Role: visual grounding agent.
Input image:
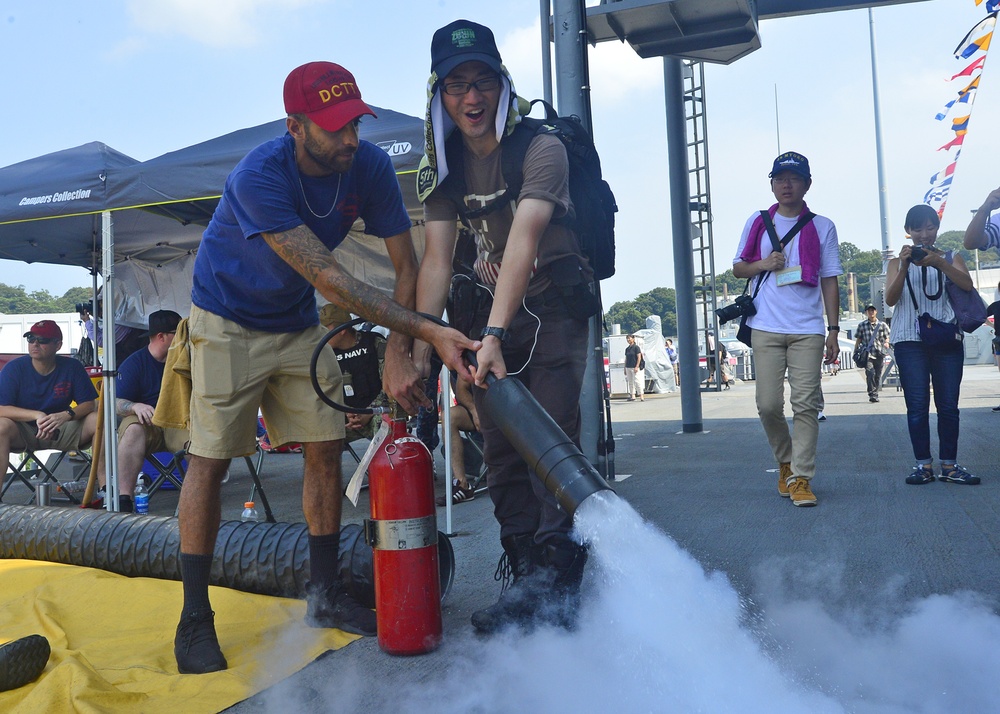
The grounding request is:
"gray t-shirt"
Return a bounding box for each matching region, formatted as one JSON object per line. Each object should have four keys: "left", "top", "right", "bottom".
{"left": 424, "top": 133, "right": 591, "bottom": 296}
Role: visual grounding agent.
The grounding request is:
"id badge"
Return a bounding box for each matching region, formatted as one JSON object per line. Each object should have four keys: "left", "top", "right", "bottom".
{"left": 775, "top": 265, "right": 803, "bottom": 286}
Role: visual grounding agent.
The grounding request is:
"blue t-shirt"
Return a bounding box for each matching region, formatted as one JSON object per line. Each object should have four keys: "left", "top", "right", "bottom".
{"left": 192, "top": 133, "right": 412, "bottom": 332}
{"left": 117, "top": 347, "right": 164, "bottom": 408}
{"left": 0, "top": 356, "right": 98, "bottom": 414}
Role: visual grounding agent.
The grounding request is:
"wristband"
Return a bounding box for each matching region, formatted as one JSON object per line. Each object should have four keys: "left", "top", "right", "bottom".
{"left": 827, "top": 326, "right": 840, "bottom": 332}
{"left": 65, "top": 407, "right": 76, "bottom": 420}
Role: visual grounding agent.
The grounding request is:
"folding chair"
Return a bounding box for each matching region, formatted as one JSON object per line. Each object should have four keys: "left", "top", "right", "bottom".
{"left": 144, "top": 444, "right": 274, "bottom": 522}
{"left": 2, "top": 449, "right": 90, "bottom": 505}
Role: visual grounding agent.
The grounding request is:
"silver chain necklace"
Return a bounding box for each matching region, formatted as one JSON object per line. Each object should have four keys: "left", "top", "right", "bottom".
{"left": 298, "top": 172, "right": 342, "bottom": 219}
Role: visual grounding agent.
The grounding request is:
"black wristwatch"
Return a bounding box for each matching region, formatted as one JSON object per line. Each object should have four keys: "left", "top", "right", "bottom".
{"left": 65, "top": 407, "right": 76, "bottom": 420}
{"left": 480, "top": 326, "right": 508, "bottom": 343}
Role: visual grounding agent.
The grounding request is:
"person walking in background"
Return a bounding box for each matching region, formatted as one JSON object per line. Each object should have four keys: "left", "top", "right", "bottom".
{"left": 854, "top": 305, "right": 890, "bottom": 403}
{"left": 665, "top": 338, "right": 679, "bottom": 386}
{"left": 886, "top": 204, "right": 978, "bottom": 486}
{"left": 731, "top": 151, "right": 842, "bottom": 507}
{"left": 624, "top": 334, "right": 645, "bottom": 401}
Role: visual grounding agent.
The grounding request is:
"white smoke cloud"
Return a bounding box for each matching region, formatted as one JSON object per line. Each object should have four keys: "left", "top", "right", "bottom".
{"left": 278, "top": 492, "right": 1000, "bottom": 713}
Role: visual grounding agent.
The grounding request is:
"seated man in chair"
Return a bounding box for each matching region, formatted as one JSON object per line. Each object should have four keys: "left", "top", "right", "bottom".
{"left": 0, "top": 321, "right": 99, "bottom": 489}
{"left": 93, "top": 310, "right": 187, "bottom": 512}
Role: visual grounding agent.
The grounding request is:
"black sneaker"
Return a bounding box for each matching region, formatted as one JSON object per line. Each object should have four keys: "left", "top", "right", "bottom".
{"left": 0, "top": 634, "right": 50, "bottom": 691}
{"left": 174, "top": 609, "right": 228, "bottom": 674}
{"left": 305, "top": 583, "right": 377, "bottom": 636}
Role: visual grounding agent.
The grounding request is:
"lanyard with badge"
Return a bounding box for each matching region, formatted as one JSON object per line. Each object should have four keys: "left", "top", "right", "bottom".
{"left": 760, "top": 210, "right": 816, "bottom": 286}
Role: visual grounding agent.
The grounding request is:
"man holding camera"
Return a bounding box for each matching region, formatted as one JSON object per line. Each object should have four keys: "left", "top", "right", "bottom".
{"left": 731, "top": 152, "right": 842, "bottom": 507}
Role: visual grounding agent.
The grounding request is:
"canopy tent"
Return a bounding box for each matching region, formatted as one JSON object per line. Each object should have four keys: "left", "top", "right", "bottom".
{"left": 0, "top": 106, "right": 427, "bottom": 510}
{"left": 0, "top": 106, "right": 427, "bottom": 326}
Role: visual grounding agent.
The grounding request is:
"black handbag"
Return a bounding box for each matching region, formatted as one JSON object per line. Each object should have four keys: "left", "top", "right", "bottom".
{"left": 852, "top": 344, "right": 868, "bottom": 369}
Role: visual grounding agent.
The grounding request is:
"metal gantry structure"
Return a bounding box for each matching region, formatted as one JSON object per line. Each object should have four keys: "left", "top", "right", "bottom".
{"left": 681, "top": 61, "right": 722, "bottom": 391}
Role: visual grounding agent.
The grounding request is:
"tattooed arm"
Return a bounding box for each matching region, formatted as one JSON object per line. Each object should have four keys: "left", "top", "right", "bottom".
{"left": 261, "top": 225, "right": 478, "bottom": 412}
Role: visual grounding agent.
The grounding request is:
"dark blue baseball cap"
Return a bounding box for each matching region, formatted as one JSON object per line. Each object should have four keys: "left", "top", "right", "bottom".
{"left": 431, "top": 20, "right": 502, "bottom": 81}
{"left": 769, "top": 151, "right": 811, "bottom": 179}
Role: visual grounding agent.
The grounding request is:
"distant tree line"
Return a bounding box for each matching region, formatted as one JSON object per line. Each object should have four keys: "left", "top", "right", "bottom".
{"left": 0, "top": 283, "right": 92, "bottom": 314}
{"left": 605, "top": 287, "right": 676, "bottom": 336}
{"left": 602, "top": 233, "right": 997, "bottom": 336}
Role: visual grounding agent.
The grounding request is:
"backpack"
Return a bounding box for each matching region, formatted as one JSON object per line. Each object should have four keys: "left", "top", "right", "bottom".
{"left": 439, "top": 99, "right": 618, "bottom": 280}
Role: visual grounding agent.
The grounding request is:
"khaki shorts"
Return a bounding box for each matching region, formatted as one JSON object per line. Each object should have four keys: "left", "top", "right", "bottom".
{"left": 117, "top": 414, "right": 189, "bottom": 454}
{"left": 187, "top": 305, "right": 345, "bottom": 459}
{"left": 14, "top": 420, "right": 87, "bottom": 453}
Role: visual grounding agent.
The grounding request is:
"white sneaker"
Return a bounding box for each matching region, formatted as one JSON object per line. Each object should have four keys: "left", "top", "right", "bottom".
{"left": 817, "top": 411, "right": 827, "bottom": 422}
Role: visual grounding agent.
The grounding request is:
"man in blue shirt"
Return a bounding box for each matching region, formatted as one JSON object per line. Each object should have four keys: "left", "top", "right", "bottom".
{"left": 174, "top": 61, "right": 478, "bottom": 675}
{"left": 0, "top": 320, "right": 99, "bottom": 480}
{"left": 92, "top": 310, "right": 185, "bottom": 513}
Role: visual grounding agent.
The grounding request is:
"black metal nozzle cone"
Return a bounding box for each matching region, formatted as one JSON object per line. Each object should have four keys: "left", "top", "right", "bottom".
{"left": 480, "top": 375, "right": 612, "bottom": 516}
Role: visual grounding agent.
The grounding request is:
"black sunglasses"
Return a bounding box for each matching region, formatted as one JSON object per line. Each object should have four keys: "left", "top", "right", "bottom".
{"left": 26, "top": 336, "right": 56, "bottom": 345}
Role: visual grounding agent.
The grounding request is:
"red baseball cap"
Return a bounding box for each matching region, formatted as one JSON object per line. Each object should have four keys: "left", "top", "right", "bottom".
{"left": 283, "top": 62, "right": 376, "bottom": 133}
{"left": 23, "top": 320, "right": 62, "bottom": 340}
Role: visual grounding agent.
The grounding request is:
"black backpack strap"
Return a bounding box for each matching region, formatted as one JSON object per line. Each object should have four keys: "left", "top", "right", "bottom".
{"left": 759, "top": 210, "right": 816, "bottom": 253}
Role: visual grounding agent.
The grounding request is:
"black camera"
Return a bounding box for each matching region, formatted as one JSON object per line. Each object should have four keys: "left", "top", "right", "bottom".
{"left": 909, "top": 246, "right": 928, "bottom": 262}
{"left": 715, "top": 294, "right": 757, "bottom": 325}
{"left": 75, "top": 300, "right": 93, "bottom": 314}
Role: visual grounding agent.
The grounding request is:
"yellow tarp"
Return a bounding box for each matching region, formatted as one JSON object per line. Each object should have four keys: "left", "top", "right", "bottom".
{"left": 0, "top": 559, "right": 359, "bottom": 713}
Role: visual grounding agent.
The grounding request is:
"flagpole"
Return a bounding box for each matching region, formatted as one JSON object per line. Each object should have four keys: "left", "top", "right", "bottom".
{"left": 773, "top": 84, "right": 781, "bottom": 153}
{"left": 869, "top": 8, "right": 892, "bottom": 270}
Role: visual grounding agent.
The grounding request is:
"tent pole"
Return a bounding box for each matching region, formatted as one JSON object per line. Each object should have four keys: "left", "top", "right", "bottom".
{"left": 101, "top": 210, "right": 119, "bottom": 511}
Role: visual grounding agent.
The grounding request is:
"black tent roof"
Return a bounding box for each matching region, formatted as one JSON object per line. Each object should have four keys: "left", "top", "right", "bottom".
{"left": 0, "top": 106, "right": 425, "bottom": 270}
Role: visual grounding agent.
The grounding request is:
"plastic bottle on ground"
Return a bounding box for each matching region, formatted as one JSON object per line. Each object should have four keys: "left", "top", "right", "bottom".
{"left": 134, "top": 474, "right": 149, "bottom": 515}
{"left": 240, "top": 501, "right": 260, "bottom": 523}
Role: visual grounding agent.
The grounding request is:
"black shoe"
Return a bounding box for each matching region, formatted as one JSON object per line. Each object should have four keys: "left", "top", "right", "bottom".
{"left": 0, "top": 634, "right": 50, "bottom": 691}
{"left": 537, "top": 541, "right": 589, "bottom": 631}
{"left": 869, "top": 396, "right": 879, "bottom": 403}
{"left": 174, "top": 609, "right": 227, "bottom": 674}
{"left": 471, "top": 534, "right": 545, "bottom": 635}
{"left": 306, "top": 582, "right": 377, "bottom": 636}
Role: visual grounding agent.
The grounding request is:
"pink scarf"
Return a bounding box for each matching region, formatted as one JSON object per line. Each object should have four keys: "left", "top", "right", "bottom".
{"left": 739, "top": 203, "right": 820, "bottom": 287}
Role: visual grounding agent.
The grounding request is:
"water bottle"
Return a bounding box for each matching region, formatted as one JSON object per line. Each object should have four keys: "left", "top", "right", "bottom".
{"left": 134, "top": 474, "right": 149, "bottom": 515}
{"left": 240, "top": 501, "right": 260, "bottom": 523}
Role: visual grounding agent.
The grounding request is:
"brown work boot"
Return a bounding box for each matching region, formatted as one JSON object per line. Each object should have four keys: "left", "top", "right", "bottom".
{"left": 778, "top": 463, "right": 792, "bottom": 498}
{"left": 788, "top": 477, "right": 817, "bottom": 507}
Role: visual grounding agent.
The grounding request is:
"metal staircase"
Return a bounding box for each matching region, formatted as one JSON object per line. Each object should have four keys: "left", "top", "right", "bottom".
{"left": 682, "top": 61, "right": 722, "bottom": 391}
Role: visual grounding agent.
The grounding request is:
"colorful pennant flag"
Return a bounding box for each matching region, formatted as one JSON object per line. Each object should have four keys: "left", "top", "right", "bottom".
{"left": 937, "top": 134, "right": 966, "bottom": 152}
{"left": 929, "top": 158, "right": 959, "bottom": 185}
{"left": 935, "top": 76, "right": 981, "bottom": 119}
{"left": 926, "top": 6, "right": 995, "bottom": 221}
{"left": 949, "top": 55, "right": 986, "bottom": 79}
{"left": 954, "top": 13, "right": 997, "bottom": 58}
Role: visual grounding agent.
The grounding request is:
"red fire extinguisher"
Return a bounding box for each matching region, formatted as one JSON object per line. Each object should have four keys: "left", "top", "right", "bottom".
{"left": 365, "top": 414, "right": 442, "bottom": 655}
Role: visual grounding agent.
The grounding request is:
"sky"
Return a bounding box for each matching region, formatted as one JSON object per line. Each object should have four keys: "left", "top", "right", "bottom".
{"left": 0, "top": 0, "right": 996, "bottom": 308}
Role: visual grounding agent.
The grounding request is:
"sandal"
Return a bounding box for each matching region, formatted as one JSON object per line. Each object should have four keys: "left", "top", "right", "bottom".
{"left": 905, "top": 464, "right": 934, "bottom": 485}
{"left": 939, "top": 464, "right": 980, "bottom": 485}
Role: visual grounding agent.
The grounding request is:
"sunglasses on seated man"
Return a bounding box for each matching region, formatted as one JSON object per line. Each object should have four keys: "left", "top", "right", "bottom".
{"left": 26, "top": 336, "right": 57, "bottom": 345}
